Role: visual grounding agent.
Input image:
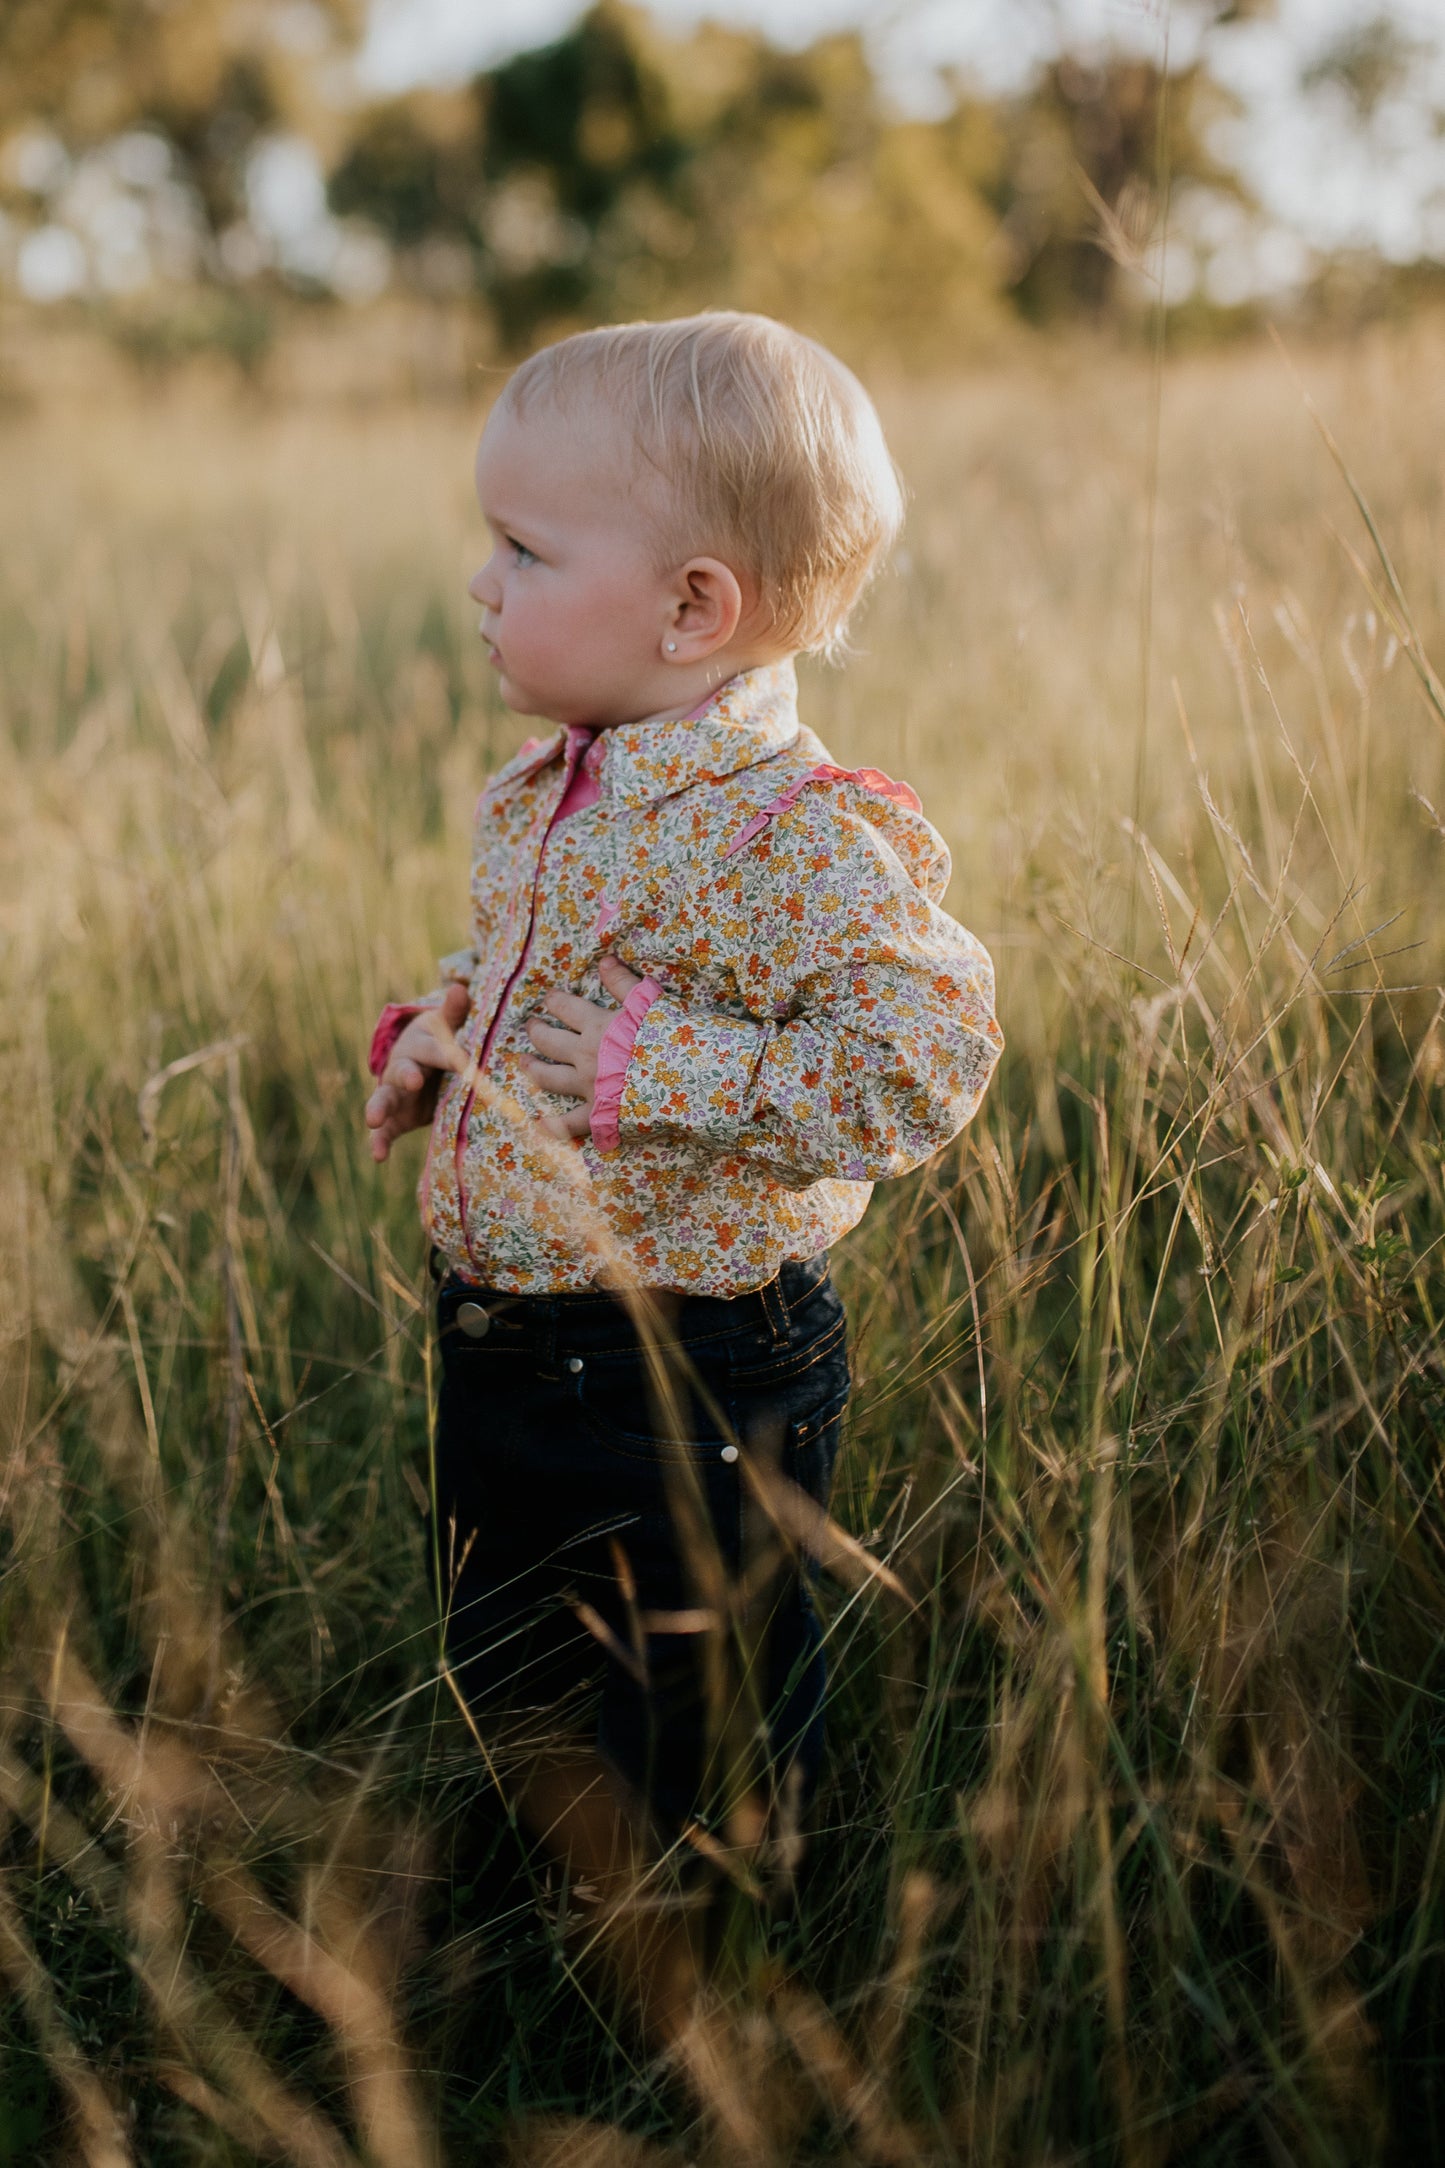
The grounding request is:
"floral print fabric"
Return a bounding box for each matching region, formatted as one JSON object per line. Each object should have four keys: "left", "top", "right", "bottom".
{"left": 387, "top": 659, "right": 1002, "bottom": 1294}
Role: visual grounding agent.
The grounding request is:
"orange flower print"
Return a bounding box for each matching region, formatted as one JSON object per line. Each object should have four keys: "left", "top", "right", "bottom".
{"left": 377, "top": 660, "right": 1001, "bottom": 1296}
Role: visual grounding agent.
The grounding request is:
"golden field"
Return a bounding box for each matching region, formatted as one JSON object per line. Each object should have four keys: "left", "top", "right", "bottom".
{"left": 2, "top": 312, "right": 1444, "bottom": 2165}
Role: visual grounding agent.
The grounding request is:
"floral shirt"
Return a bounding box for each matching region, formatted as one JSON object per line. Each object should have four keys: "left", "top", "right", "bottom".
{"left": 373, "top": 660, "right": 1002, "bottom": 1294}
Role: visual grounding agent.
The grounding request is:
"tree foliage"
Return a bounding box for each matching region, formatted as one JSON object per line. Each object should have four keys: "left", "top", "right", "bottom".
{"left": 331, "top": 4, "right": 1007, "bottom": 355}
{"left": 329, "top": 3, "right": 1252, "bottom": 353}
{"left": 0, "top": 0, "right": 358, "bottom": 233}
{"left": 982, "top": 53, "right": 1248, "bottom": 319}
{"left": 2, "top": 0, "right": 1270, "bottom": 356}
{"left": 1300, "top": 14, "right": 1426, "bottom": 121}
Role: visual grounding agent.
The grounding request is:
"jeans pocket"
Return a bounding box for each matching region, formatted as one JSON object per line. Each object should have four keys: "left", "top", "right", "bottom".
{"left": 575, "top": 1345, "right": 735, "bottom": 1463}
{"left": 729, "top": 1303, "right": 849, "bottom": 1394}
{"left": 782, "top": 1385, "right": 849, "bottom": 1509}
{"left": 736, "top": 1377, "right": 849, "bottom": 1599}
{"left": 732, "top": 1303, "right": 851, "bottom": 1461}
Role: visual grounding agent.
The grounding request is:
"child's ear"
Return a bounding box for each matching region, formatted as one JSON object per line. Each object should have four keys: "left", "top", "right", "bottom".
{"left": 664, "top": 557, "right": 745, "bottom": 660}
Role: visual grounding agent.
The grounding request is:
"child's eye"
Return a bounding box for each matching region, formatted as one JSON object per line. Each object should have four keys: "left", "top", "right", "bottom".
{"left": 507, "top": 536, "right": 538, "bottom": 567}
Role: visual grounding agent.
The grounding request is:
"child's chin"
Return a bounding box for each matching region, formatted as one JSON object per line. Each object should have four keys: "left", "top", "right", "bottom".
{"left": 505, "top": 684, "right": 568, "bottom": 723}
{"left": 497, "top": 675, "right": 538, "bottom": 716}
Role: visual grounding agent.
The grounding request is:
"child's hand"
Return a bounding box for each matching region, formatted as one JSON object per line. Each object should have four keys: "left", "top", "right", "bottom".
{"left": 522, "top": 956, "right": 642, "bottom": 1141}
{"left": 365, "top": 982, "right": 470, "bottom": 1162}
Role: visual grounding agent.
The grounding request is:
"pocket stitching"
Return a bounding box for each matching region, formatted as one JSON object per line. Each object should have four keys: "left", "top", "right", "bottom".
{"left": 577, "top": 1399, "right": 740, "bottom": 1466}
{"left": 729, "top": 1311, "right": 848, "bottom": 1389}
{"left": 787, "top": 1384, "right": 850, "bottom": 1451}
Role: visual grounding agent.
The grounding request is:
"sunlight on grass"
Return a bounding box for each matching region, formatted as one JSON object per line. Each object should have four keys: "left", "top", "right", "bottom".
{"left": 2, "top": 320, "right": 1443, "bottom": 2164}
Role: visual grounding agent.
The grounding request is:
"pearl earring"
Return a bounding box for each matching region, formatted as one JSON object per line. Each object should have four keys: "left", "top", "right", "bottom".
{"left": 665, "top": 640, "right": 678, "bottom": 654}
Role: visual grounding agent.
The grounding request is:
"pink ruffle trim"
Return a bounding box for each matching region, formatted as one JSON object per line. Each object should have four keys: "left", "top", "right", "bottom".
{"left": 722, "top": 762, "right": 923, "bottom": 859}
{"left": 590, "top": 977, "right": 661, "bottom": 1154}
{"left": 368, "top": 1001, "right": 429, "bottom": 1079}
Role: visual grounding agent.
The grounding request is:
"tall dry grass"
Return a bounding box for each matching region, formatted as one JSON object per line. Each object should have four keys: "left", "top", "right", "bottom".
{"left": 2, "top": 315, "right": 1444, "bottom": 2164}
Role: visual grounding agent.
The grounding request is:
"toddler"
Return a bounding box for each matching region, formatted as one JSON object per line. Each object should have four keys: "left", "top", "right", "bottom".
{"left": 365, "top": 312, "right": 1001, "bottom": 1877}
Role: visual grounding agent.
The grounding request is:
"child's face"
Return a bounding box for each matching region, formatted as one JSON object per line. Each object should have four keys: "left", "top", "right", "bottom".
{"left": 468, "top": 397, "right": 677, "bottom": 728}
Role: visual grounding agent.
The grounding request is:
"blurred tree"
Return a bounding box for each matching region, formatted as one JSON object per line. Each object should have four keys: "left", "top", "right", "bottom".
{"left": 636, "top": 25, "right": 1004, "bottom": 351}
{"left": 0, "top": 0, "right": 360, "bottom": 233}
{"left": 984, "top": 53, "right": 1250, "bottom": 318}
{"left": 1299, "top": 16, "right": 1427, "bottom": 121}
{"left": 332, "top": 4, "right": 689, "bottom": 338}
{"left": 480, "top": 0, "right": 687, "bottom": 340}
{"left": 0, "top": 0, "right": 1297, "bottom": 355}
{"left": 328, "top": 90, "right": 488, "bottom": 259}
{"left": 331, "top": 2, "right": 1006, "bottom": 356}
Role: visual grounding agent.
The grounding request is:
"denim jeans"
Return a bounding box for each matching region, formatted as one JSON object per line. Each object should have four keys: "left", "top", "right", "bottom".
{"left": 432, "top": 1255, "right": 850, "bottom": 1837}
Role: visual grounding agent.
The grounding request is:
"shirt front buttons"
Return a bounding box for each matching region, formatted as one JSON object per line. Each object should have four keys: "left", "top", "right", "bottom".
{"left": 567, "top": 1356, "right": 584, "bottom": 1374}
{"left": 720, "top": 1444, "right": 739, "bottom": 1464}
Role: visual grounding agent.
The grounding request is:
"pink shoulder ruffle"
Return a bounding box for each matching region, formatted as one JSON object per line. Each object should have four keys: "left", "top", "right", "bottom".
{"left": 721, "top": 762, "right": 922, "bottom": 858}
{"left": 590, "top": 977, "right": 662, "bottom": 1154}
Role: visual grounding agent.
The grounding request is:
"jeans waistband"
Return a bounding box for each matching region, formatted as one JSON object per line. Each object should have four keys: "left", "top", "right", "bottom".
{"left": 434, "top": 1253, "right": 832, "bottom": 1359}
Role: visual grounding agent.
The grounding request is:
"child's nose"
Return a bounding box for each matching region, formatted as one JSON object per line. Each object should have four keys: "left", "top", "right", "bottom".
{"left": 469, "top": 559, "right": 500, "bottom": 609}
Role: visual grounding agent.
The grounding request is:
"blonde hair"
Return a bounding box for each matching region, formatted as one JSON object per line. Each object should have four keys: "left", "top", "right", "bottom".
{"left": 502, "top": 312, "right": 904, "bottom": 657}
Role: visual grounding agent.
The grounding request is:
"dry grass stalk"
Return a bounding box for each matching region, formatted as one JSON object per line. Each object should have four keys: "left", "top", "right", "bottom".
{"left": 2, "top": 320, "right": 1442, "bottom": 2161}
{"left": 0, "top": 1140, "right": 442, "bottom": 2156}
{"left": 0, "top": 1871, "right": 134, "bottom": 2168}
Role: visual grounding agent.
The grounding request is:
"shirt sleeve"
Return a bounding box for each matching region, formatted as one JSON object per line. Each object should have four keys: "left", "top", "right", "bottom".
{"left": 367, "top": 947, "right": 476, "bottom": 1080}
{"left": 609, "top": 799, "right": 1002, "bottom": 1185}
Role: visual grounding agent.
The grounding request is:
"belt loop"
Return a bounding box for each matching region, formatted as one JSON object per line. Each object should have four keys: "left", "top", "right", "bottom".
{"left": 759, "top": 1274, "right": 792, "bottom": 1350}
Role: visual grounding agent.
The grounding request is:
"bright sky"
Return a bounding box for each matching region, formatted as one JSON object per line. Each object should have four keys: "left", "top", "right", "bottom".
{"left": 359, "top": 0, "right": 1445, "bottom": 265}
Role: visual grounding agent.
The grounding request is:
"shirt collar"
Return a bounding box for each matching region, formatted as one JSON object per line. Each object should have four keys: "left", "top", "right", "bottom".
{"left": 490, "top": 660, "right": 800, "bottom": 810}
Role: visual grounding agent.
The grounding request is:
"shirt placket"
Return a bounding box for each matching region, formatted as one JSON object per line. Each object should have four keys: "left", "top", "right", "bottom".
{"left": 452, "top": 725, "right": 595, "bottom": 1277}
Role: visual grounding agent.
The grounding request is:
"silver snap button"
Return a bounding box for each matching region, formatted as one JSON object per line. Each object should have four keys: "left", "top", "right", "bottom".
{"left": 567, "top": 1356, "right": 584, "bottom": 1374}
{"left": 720, "top": 1444, "right": 739, "bottom": 1464}
{"left": 457, "top": 1301, "right": 491, "bottom": 1340}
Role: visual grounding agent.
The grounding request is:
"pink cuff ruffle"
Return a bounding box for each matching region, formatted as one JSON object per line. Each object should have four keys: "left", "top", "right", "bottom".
{"left": 590, "top": 978, "right": 662, "bottom": 1154}
{"left": 368, "top": 1001, "right": 431, "bottom": 1079}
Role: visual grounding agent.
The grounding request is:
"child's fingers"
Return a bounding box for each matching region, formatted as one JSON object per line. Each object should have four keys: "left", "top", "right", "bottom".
{"left": 439, "top": 981, "right": 471, "bottom": 1028}
{"left": 420, "top": 1024, "right": 468, "bottom": 1075}
{"left": 597, "top": 955, "right": 643, "bottom": 997}
{"left": 443, "top": 1037, "right": 471, "bottom": 1075}
{"left": 522, "top": 1052, "right": 583, "bottom": 1095}
{"left": 369, "top": 1118, "right": 396, "bottom": 1161}
{"left": 383, "top": 1058, "right": 426, "bottom": 1093}
{"left": 527, "top": 1015, "right": 589, "bottom": 1062}
{"left": 386, "top": 1037, "right": 461, "bottom": 1084}
{"left": 537, "top": 989, "right": 607, "bottom": 1034}
{"left": 365, "top": 1081, "right": 409, "bottom": 1155}
{"left": 534, "top": 1107, "right": 592, "bottom": 1141}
